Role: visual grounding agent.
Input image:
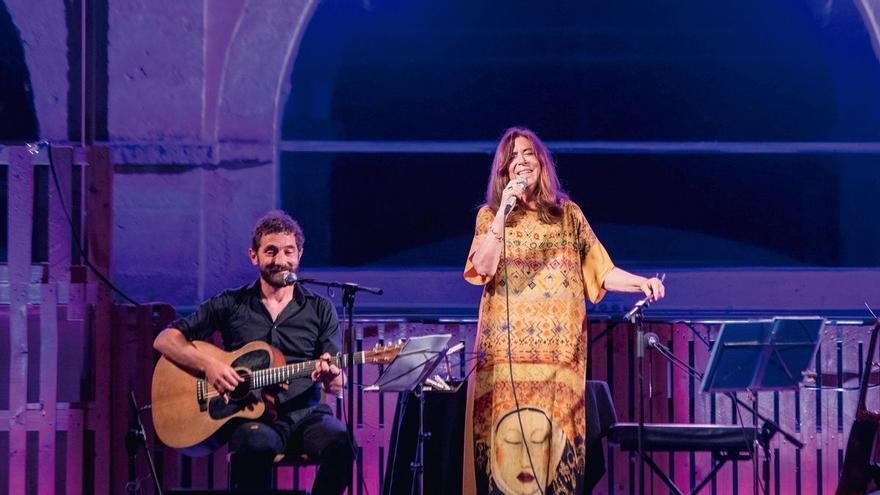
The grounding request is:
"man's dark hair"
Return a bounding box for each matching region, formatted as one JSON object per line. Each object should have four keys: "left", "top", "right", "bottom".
{"left": 251, "top": 210, "right": 305, "bottom": 251}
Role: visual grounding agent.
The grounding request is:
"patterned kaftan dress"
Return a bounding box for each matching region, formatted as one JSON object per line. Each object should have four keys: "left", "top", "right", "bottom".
{"left": 462, "top": 201, "right": 614, "bottom": 495}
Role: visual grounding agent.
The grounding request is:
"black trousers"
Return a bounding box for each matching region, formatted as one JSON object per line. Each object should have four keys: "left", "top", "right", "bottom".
{"left": 228, "top": 407, "right": 355, "bottom": 494}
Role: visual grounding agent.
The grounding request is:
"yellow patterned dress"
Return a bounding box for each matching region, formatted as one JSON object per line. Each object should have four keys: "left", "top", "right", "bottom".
{"left": 462, "top": 201, "right": 613, "bottom": 495}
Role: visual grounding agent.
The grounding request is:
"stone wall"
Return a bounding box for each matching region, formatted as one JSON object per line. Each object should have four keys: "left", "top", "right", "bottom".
{"left": 5, "top": 0, "right": 317, "bottom": 306}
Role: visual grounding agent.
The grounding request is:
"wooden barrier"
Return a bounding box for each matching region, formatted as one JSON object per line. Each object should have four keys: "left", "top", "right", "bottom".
{"left": 134, "top": 319, "right": 875, "bottom": 495}
{"left": 0, "top": 145, "right": 180, "bottom": 495}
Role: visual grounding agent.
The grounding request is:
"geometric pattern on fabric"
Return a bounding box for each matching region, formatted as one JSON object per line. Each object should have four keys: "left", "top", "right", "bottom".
{"left": 463, "top": 202, "right": 614, "bottom": 495}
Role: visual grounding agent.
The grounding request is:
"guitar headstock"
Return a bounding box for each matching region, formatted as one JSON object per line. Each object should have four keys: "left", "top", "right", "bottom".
{"left": 364, "top": 341, "right": 404, "bottom": 364}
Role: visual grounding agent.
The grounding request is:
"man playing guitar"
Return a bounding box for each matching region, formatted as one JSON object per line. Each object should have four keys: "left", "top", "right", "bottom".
{"left": 153, "top": 210, "right": 353, "bottom": 494}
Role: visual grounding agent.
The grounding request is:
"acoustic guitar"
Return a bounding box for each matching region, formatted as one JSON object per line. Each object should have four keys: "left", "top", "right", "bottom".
{"left": 836, "top": 320, "right": 880, "bottom": 494}
{"left": 151, "top": 340, "right": 402, "bottom": 455}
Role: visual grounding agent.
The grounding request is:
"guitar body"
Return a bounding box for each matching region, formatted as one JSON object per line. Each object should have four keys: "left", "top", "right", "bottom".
{"left": 151, "top": 340, "right": 286, "bottom": 456}
{"left": 836, "top": 412, "right": 880, "bottom": 495}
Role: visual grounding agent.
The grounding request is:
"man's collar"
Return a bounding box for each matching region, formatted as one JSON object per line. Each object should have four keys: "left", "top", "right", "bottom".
{"left": 250, "top": 278, "right": 315, "bottom": 302}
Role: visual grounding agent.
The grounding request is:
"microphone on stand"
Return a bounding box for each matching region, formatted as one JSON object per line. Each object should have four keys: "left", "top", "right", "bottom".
{"left": 502, "top": 172, "right": 530, "bottom": 215}
{"left": 282, "top": 271, "right": 384, "bottom": 295}
{"left": 644, "top": 332, "right": 660, "bottom": 349}
{"left": 623, "top": 273, "right": 666, "bottom": 322}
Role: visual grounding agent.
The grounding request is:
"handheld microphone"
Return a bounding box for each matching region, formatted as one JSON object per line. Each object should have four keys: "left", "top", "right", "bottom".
{"left": 503, "top": 172, "right": 529, "bottom": 215}
{"left": 283, "top": 271, "right": 298, "bottom": 286}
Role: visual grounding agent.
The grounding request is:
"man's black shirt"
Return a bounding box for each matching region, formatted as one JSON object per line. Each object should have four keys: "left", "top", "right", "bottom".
{"left": 169, "top": 280, "right": 340, "bottom": 416}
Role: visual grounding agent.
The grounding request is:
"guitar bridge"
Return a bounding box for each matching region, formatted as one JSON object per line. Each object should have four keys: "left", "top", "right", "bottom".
{"left": 196, "top": 378, "right": 208, "bottom": 412}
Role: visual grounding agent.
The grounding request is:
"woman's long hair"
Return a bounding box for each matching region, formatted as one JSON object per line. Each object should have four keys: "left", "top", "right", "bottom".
{"left": 483, "top": 126, "right": 569, "bottom": 223}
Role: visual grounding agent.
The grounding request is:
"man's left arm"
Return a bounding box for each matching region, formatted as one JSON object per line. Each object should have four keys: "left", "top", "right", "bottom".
{"left": 311, "top": 300, "right": 345, "bottom": 395}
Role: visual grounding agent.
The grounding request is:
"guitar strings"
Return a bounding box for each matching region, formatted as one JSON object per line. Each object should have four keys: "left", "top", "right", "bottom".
{"left": 199, "top": 348, "right": 397, "bottom": 399}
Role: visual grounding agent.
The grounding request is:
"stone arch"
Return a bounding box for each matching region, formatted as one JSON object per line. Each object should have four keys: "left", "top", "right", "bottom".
{"left": 0, "top": 1, "right": 48, "bottom": 141}
{"left": 199, "top": 0, "right": 319, "bottom": 297}
{"left": 4, "top": 0, "right": 68, "bottom": 140}
{"left": 213, "top": 0, "right": 319, "bottom": 153}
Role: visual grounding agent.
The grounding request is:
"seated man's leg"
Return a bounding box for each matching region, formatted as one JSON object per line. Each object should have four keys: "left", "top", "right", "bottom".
{"left": 293, "top": 410, "right": 356, "bottom": 495}
{"left": 228, "top": 421, "right": 285, "bottom": 493}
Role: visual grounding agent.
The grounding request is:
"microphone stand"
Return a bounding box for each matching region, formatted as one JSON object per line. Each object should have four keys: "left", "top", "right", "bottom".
{"left": 295, "top": 278, "right": 383, "bottom": 495}
{"left": 621, "top": 273, "right": 665, "bottom": 495}
{"left": 125, "top": 391, "right": 163, "bottom": 495}
{"left": 626, "top": 301, "right": 649, "bottom": 495}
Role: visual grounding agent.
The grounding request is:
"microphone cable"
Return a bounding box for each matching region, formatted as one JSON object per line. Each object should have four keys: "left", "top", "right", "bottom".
{"left": 38, "top": 141, "right": 141, "bottom": 306}
{"left": 502, "top": 211, "right": 546, "bottom": 495}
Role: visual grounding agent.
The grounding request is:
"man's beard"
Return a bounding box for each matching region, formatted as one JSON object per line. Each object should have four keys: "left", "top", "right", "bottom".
{"left": 260, "top": 265, "right": 295, "bottom": 288}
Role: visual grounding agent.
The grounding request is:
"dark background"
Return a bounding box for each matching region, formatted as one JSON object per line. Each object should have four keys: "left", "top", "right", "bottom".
{"left": 278, "top": 0, "right": 880, "bottom": 268}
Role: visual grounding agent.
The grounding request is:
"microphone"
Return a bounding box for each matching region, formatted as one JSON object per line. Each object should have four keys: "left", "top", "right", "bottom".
{"left": 623, "top": 273, "right": 666, "bottom": 322}
{"left": 502, "top": 172, "right": 529, "bottom": 215}
{"left": 644, "top": 332, "right": 660, "bottom": 348}
{"left": 282, "top": 272, "right": 384, "bottom": 295}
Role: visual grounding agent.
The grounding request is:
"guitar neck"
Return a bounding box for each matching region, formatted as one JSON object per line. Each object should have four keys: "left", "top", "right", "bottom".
{"left": 249, "top": 351, "right": 361, "bottom": 389}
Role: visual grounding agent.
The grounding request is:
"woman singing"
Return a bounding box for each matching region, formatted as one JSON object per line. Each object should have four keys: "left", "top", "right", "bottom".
{"left": 463, "top": 127, "right": 665, "bottom": 495}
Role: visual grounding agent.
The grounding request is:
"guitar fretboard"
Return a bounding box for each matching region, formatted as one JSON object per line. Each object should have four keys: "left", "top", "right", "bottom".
{"left": 247, "top": 352, "right": 362, "bottom": 389}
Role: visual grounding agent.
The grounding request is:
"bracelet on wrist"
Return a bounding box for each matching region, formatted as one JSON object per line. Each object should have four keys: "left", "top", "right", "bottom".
{"left": 488, "top": 225, "right": 503, "bottom": 241}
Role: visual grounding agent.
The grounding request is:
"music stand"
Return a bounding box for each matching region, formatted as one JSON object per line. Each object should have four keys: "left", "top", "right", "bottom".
{"left": 700, "top": 316, "right": 824, "bottom": 495}
{"left": 365, "top": 334, "right": 452, "bottom": 495}
{"left": 701, "top": 317, "right": 825, "bottom": 393}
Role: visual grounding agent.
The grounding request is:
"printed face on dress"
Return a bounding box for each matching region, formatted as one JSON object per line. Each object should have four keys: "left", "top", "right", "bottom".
{"left": 248, "top": 232, "right": 303, "bottom": 288}
{"left": 506, "top": 136, "right": 541, "bottom": 193}
{"left": 493, "top": 408, "right": 555, "bottom": 495}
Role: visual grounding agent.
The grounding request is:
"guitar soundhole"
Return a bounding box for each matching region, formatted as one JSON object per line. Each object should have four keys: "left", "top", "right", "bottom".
{"left": 229, "top": 369, "right": 251, "bottom": 401}
{"left": 207, "top": 348, "right": 272, "bottom": 420}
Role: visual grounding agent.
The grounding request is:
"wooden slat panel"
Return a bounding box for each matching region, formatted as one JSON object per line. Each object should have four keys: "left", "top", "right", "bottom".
{"left": 275, "top": 464, "right": 293, "bottom": 490}
{"left": 44, "top": 146, "right": 71, "bottom": 495}
{"left": 38, "top": 284, "right": 59, "bottom": 495}
{"left": 648, "top": 324, "right": 671, "bottom": 493}
{"left": 670, "top": 323, "right": 692, "bottom": 491}
{"left": 66, "top": 283, "right": 86, "bottom": 322}
{"left": 211, "top": 445, "right": 229, "bottom": 490}
{"left": 709, "top": 330, "right": 734, "bottom": 493}
{"left": 735, "top": 392, "right": 757, "bottom": 495}
{"left": 588, "top": 320, "right": 608, "bottom": 383}
{"left": 819, "top": 325, "right": 841, "bottom": 495}
{"left": 47, "top": 146, "right": 74, "bottom": 297}
{"left": 62, "top": 309, "right": 86, "bottom": 495}
{"left": 361, "top": 324, "right": 384, "bottom": 494}
{"left": 801, "top": 347, "right": 821, "bottom": 495}
{"left": 838, "top": 325, "right": 864, "bottom": 495}
{"left": 110, "top": 305, "right": 130, "bottom": 493}
{"left": 138, "top": 305, "right": 161, "bottom": 495}
{"left": 691, "top": 323, "right": 713, "bottom": 492}
{"left": 587, "top": 320, "right": 609, "bottom": 495}
{"left": 776, "top": 386, "right": 799, "bottom": 494}
{"left": 162, "top": 448, "right": 181, "bottom": 491}
{"left": 85, "top": 146, "right": 113, "bottom": 495}
{"left": 7, "top": 146, "right": 34, "bottom": 495}
{"left": 190, "top": 455, "right": 210, "bottom": 489}
{"left": 65, "top": 408, "right": 83, "bottom": 495}
{"left": 609, "top": 322, "right": 632, "bottom": 494}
